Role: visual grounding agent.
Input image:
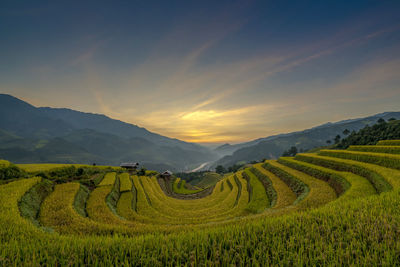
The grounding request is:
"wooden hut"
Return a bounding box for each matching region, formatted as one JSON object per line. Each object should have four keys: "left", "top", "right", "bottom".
{"left": 120, "top": 162, "right": 139, "bottom": 173}
{"left": 160, "top": 170, "right": 172, "bottom": 178}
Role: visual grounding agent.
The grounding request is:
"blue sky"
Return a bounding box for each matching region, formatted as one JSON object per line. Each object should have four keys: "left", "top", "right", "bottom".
{"left": 1, "top": 0, "right": 400, "bottom": 143}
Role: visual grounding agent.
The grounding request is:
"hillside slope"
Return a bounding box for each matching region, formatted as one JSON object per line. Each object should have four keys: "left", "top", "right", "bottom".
{"left": 2, "top": 140, "right": 400, "bottom": 265}
{"left": 213, "top": 112, "right": 400, "bottom": 168}
{"left": 0, "top": 94, "right": 217, "bottom": 171}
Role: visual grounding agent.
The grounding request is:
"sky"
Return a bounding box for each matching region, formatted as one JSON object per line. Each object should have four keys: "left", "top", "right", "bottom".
{"left": 1, "top": 0, "right": 400, "bottom": 144}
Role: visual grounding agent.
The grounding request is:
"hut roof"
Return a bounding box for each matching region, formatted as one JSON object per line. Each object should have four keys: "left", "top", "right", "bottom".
{"left": 120, "top": 162, "right": 139, "bottom": 168}
{"left": 162, "top": 170, "right": 173, "bottom": 176}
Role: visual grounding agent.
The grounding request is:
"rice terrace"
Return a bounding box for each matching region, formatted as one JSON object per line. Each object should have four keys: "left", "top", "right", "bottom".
{"left": 1, "top": 135, "right": 400, "bottom": 265}
{"left": 2, "top": 0, "right": 400, "bottom": 266}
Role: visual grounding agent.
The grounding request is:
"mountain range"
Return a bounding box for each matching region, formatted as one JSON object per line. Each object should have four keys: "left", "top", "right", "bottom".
{"left": 0, "top": 94, "right": 218, "bottom": 171}
{"left": 211, "top": 111, "right": 400, "bottom": 168}
{"left": 1, "top": 93, "right": 399, "bottom": 171}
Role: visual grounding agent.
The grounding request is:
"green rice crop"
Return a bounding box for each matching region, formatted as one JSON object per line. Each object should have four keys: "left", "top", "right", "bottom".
{"left": 173, "top": 177, "right": 202, "bottom": 194}
{"left": 19, "top": 178, "right": 54, "bottom": 227}
{"left": 249, "top": 166, "right": 277, "bottom": 207}
{"left": 242, "top": 169, "right": 269, "bottom": 213}
{"left": 73, "top": 184, "right": 90, "bottom": 217}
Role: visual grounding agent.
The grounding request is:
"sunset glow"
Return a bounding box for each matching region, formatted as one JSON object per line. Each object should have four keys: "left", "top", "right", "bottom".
{"left": 1, "top": 1, "right": 400, "bottom": 143}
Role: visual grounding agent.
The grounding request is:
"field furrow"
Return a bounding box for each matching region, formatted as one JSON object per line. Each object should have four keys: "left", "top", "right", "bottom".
{"left": 348, "top": 145, "right": 400, "bottom": 154}
{"left": 254, "top": 163, "right": 297, "bottom": 208}
{"left": 242, "top": 169, "right": 270, "bottom": 213}
{"left": 319, "top": 149, "right": 400, "bottom": 170}
{"left": 296, "top": 153, "right": 400, "bottom": 190}
{"left": 264, "top": 160, "right": 337, "bottom": 209}
{"left": 277, "top": 157, "right": 377, "bottom": 202}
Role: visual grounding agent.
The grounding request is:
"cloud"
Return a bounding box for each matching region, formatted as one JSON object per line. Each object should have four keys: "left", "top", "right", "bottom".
{"left": 6, "top": 3, "right": 400, "bottom": 144}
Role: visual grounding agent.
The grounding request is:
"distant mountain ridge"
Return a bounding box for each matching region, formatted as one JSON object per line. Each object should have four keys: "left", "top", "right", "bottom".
{"left": 1, "top": 94, "right": 398, "bottom": 172}
{"left": 38, "top": 107, "right": 206, "bottom": 151}
{"left": 212, "top": 111, "right": 400, "bottom": 168}
{"left": 0, "top": 94, "right": 217, "bottom": 171}
{"left": 215, "top": 112, "right": 399, "bottom": 157}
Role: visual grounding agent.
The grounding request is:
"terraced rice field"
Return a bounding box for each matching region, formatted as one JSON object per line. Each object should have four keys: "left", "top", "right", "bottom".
{"left": 16, "top": 163, "right": 121, "bottom": 172}
{"left": 1, "top": 140, "right": 400, "bottom": 265}
{"left": 172, "top": 177, "right": 203, "bottom": 194}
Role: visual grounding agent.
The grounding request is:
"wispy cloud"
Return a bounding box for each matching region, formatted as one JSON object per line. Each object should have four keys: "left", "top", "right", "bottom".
{"left": 3, "top": 1, "right": 400, "bottom": 144}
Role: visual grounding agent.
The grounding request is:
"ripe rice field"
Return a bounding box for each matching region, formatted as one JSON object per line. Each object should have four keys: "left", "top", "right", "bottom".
{"left": 16, "top": 163, "right": 121, "bottom": 172}
{"left": 1, "top": 141, "right": 400, "bottom": 265}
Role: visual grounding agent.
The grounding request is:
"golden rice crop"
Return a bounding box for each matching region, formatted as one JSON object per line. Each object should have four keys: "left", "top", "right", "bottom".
{"left": 173, "top": 177, "right": 202, "bottom": 194}
{"left": 40, "top": 182, "right": 130, "bottom": 235}
{"left": 16, "top": 163, "right": 121, "bottom": 172}
{"left": 146, "top": 176, "right": 233, "bottom": 212}
{"left": 4, "top": 141, "right": 400, "bottom": 265}
{"left": 319, "top": 149, "right": 400, "bottom": 170}
{"left": 3, "top": 141, "right": 400, "bottom": 265}
{"left": 98, "top": 172, "right": 117, "bottom": 186}
{"left": 137, "top": 176, "right": 241, "bottom": 223}
{"left": 266, "top": 160, "right": 337, "bottom": 209}
{"left": 254, "top": 163, "right": 296, "bottom": 209}
{"left": 147, "top": 176, "right": 229, "bottom": 210}
{"left": 2, "top": 178, "right": 400, "bottom": 265}
{"left": 119, "top": 173, "right": 132, "bottom": 192}
{"left": 278, "top": 157, "right": 377, "bottom": 202}
{"left": 0, "top": 160, "right": 10, "bottom": 168}
{"left": 299, "top": 153, "right": 400, "bottom": 190}
{"left": 377, "top": 139, "right": 400, "bottom": 146}
{"left": 348, "top": 145, "right": 400, "bottom": 154}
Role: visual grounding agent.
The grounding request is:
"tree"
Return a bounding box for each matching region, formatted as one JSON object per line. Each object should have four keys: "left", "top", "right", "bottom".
{"left": 282, "top": 146, "right": 298, "bottom": 157}
{"left": 336, "top": 118, "right": 400, "bottom": 148}
{"left": 334, "top": 135, "right": 341, "bottom": 144}
{"left": 343, "top": 129, "right": 350, "bottom": 135}
{"left": 227, "top": 164, "right": 243, "bottom": 173}
{"left": 389, "top": 117, "right": 397, "bottom": 121}
{"left": 138, "top": 167, "right": 146, "bottom": 176}
{"left": 215, "top": 165, "right": 226, "bottom": 174}
{"left": 326, "top": 140, "right": 332, "bottom": 144}
{"left": 377, "top": 118, "right": 385, "bottom": 124}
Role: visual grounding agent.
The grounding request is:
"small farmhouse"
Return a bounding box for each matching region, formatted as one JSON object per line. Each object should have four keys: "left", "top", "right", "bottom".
{"left": 160, "top": 170, "right": 172, "bottom": 178}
